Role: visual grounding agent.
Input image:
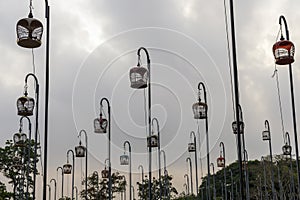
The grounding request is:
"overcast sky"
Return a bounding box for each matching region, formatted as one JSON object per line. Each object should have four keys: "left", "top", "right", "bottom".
{"left": 1, "top": 0, "right": 300, "bottom": 198}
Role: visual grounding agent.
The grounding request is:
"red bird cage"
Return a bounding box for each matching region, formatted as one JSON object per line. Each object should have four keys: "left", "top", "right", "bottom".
{"left": 273, "top": 39, "right": 295, "bottom": 65}
{"left": 217, "top": 156, "right": 225, "bottom": 168}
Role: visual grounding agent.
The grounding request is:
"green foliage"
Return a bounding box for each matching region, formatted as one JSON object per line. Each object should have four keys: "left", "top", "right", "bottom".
{"left": 0, "top": 181, "right": 13, "bottom": 199}
{"left": 137, "top": 174, "right": 178, "bottom": 199}
{"left": 0, "top": 139, "right": 40, "bottom": 199}
{"left": 80, "top": 171, "right": 126, "bottom": 199}
{"left": 200, "top": 155, "right": 298, "bottom": 199}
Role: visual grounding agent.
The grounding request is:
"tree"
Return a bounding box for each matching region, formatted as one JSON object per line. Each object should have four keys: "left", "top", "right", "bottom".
{"left": 0, "top": 181, "right": 13, "bottom": 199}
{"left": 80, "top": 171, "right": 127, "bottom": 199}
{"left": 199, "top": 155, "right": 298, "bottom": 200}
{"left": 137, "top": 174, "right": 178, "bottom": 199}
{"left": 0, "top": 139, "right": 40, "bottom": 199}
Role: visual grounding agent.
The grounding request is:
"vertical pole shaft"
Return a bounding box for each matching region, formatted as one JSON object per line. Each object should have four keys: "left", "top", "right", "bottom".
{"left": 212, "top": 165, "right": 216, "bottom": 200}
{"left": 228, "top": 0, "right": 244, "bottom": 198}
{"left": 289, "top": 62, "right": 300, "bottom": 197}
{"left": 108, "top": 104, "right": 112, "bottom": 200}
{"left": 277, "top": 163, "right": 283, "bottom": 200}
{"left": 280, "top": 15, "right": 300, "bottom": 198}
{"left": 262, "top": 159, "right": 268, "bottom": 200}
{"left": 43, "top": 2, "right": 50, "bottom": 200}
{"left": 189, "top": 158, "right": 193, "bottom": 194}
{"left": 71, "top": 153, "right": 75, "bottom": 200}
{"left": 290, "top": 155, "right": 295, "bottom": 200}
{"left": 62, "top": 172, "right": 64, "bottom": 198}
{"left": 33, "top": 85, "right": 39, "bottom": 200}
{"left": 85, "top": 136, "right": 88, "bottom": 199}
{"left": 230, "top": 170, "right": 234, "bottom": 200}
{"left": 259, "top": 177, "right": 262, "bottom": 200}
{"left": 148, "top": 73, "right": 152, "bottom": 200}
{"left": 269, "top": 139, "right": 275, "bottom": 200}
{"left": 194, "top": 137, "right": 199, "bottom": 197}
{"left": 158, "top": 124, "right": 162, "bottom": 200}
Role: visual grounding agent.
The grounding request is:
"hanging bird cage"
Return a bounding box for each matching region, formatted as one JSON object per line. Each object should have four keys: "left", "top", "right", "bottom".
{"left": 273, "top": 39, "right": 295, "bottom": 65}
{"left": 13, "top": 133, "right": 27, "bottom": 147}
{"left": 129, "top": 66, "right": 148, "bottom": 89}
{"left": 147, "top": 135, "right": 158, "bottom": 148}
{"left": 16, "top": 6, "right": 43, "bottom": 49}
{"left": 17, "top": 95, "right": 35, "bottom": 116}
{"left": 262, "top": 130, "right": 270, "bottom": 141}
{"left": 94, "top": 113, "right": 108, "bottom": 133}
{"left": 188, "top": 142, "right": 196, "bottom": 152}
{"left": 282, "top": 144, "right": 292, "bottom": 156}
{"left": 217, "top": 156, "right": 225, "bottom": 168}
{"left": 63, "top": 163, "right": 72, "bottom": 174}
{"left": 75, "top": 143, "right": 86, "bottom": 157}
{"left": 192, "top": 101, "right": 207, "bottom": 119}
{"left": 120, "top": 154, "right": 129, "bottom": 165}
{"left": 101, "top": 168, "right": 109, "bottom": 179}
{"left": 232, "top": 121, "right": 245, "bottom": 134}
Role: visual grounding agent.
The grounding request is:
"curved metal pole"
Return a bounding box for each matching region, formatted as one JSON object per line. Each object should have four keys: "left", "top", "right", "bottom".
{"left": 164, "top": 169, "right": 170, "bottom": 200}
{"left": 210, "top": 163, "right": 216, "bottom": 200}
{"left": 261, "top": 157, "right": 268, "bottom": 200}
{"left": 124, "top": 141, "right": 132, "bottom": 200}
{"left": 258, "top": 176, "right": 262, "bottom": 200}
{"left": 264, "top": 120, "right": 275, "bottom": 200}
{"left": 220, "top": 142, "right": 227, "bottom": 200}
{"left": 186, "top": 157, "right": 193, "bottom": 195}
{"left": 121, "top": 175, "right": 126, "bottom": 200}
{"left": 67, "top": 150, "right": 75, "bottom": 200}
{"left": 138, "top": 165, "right": 144, "bottom": 198}
{"left": 277, "top": 161, "right": 283, "bottom": 200}
{"left": 244, "top": 150, "right": 250, "bottom": 200}
{"left": 19, "top": 116, "right": 31, "bottom": 200}
{"left": 42, "top": 1, "right": 50, "bottom": 199}
{"left": 228, "top": 0, "right": 244, "bottom": 198}
{"left": 74, "top": 186, "right": 78, "bottom": 200}
{"left": 279, "top": 15, "right": 300, "bottom": 198}
{"left": 198, "top": 82, "right": 210, "bottom": 200}
{"left": 190, "top": 131, "right": 199, "bottom": 196}
{"left": 229, "top": 169, "right": 234, "bottom": 200}
{"left": 47, "top": 184, "right": 51, "bottom": 200}
{"left": 285, "top": 132, "right": 295, "bottom": 200}
{"left": 138, "top": 165, "right": 144, "bottom": 182}
{"left": 152, "top": 117, "right": 162, "bottom": 200}
{"left": 184, "top": 183, "right": 188, "bottom": 196}
{"left": 131, "top": 186, "right": 135, "bottom": 200}
{"left": 100, "top": 97, "right": 112, "bottom": 200}
{"left": 78, "top": 129, "right": 88, "bottom": 199}
{"left": 50, "top": 179, "right": 56, "bottom": 200}
{"left": 160, "top": 150, "right": 167, "bottom": 198}
{"left": 56, "top": 167, "right": 64, "bottom": 198}
{"left": 184, "top": 174, "right": 190, "bottom": 195}
{"left": 137, "top": 47, "right": 152, "bottom": 200}
{"left": 220, "top": 181, "right": 224, "bottom": 200}
{"left": 25, "top": 73, "right": 39, "bottom": 200}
